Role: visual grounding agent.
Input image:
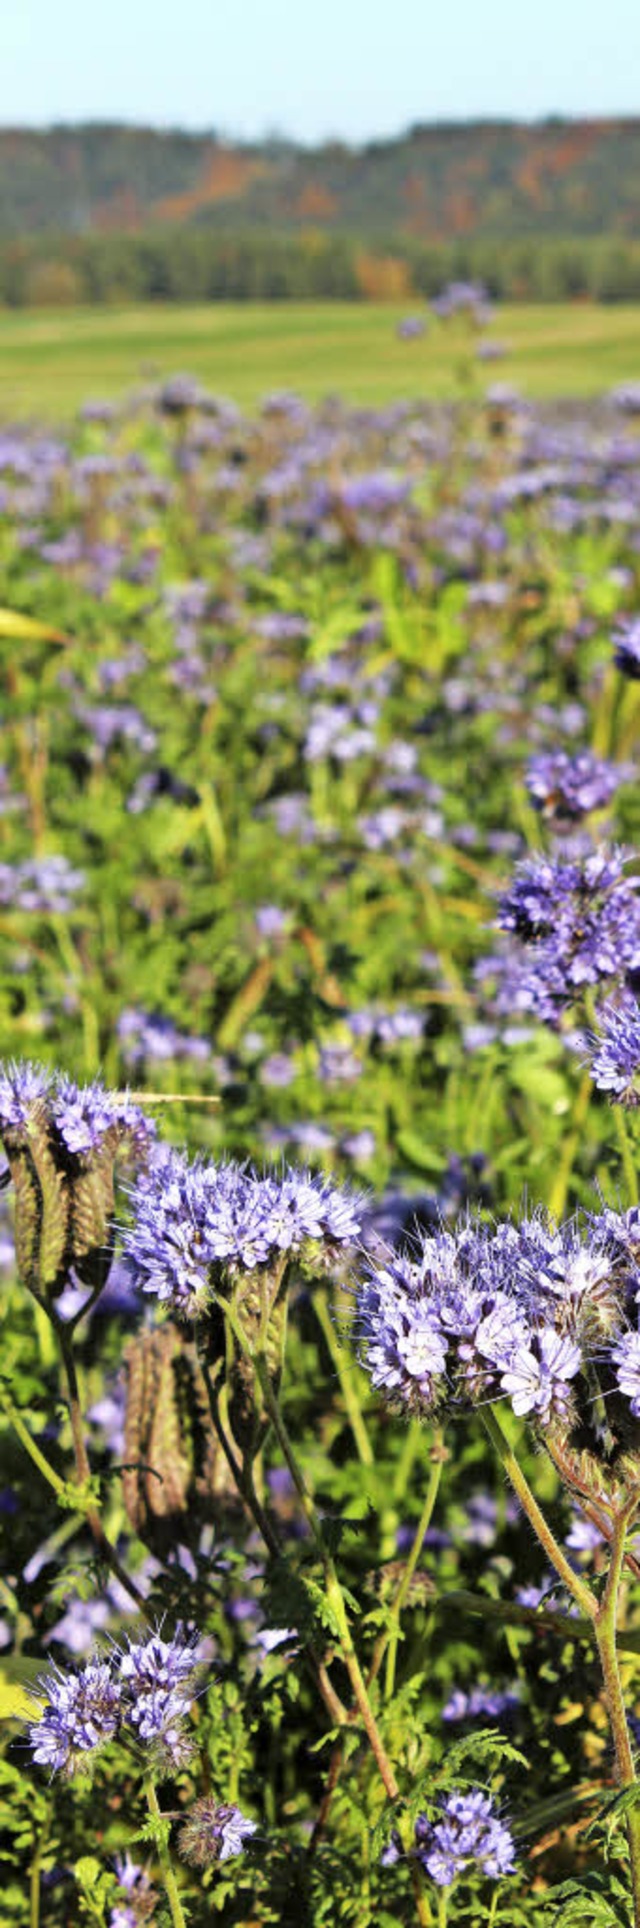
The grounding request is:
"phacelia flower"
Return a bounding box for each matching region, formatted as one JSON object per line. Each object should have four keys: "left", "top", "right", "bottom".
{"left": 383, "top": 1790, "right": 515, "bottom": 1886}
{"left": 118, "top": 1625, "right": 202, "bottom": 1763}
{"left": 29, "top": 1660, "right": 121, "bottom": 1776}
{"left": 496, "top": 845, "right": 640, "bottom": 1016}
{"left": 581, "top": 991, "right": 640, "bottom": 1103}
{"left": 125, "top": 1152, "right": 361, "bottom": 1315}
{"left": 526, "top": 750, "right": 622, "bottom": 822}
{"left": 499, "top": 1327, "right": 582, "bottom": 1424}
{"left": 178, "top": 1799, "right": 257, "bottom": 1868}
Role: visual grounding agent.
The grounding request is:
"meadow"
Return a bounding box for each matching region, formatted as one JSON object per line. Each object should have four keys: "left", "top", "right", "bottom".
{"left": 1, "top": 299, "right": 640, "bottom": 417}
{"left": 2, "top": 298, "right": 640, "bottom": 1927}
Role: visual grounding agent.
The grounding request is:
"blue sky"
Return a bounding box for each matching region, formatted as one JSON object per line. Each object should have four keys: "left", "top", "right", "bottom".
{"left": 2, "top": 0, "right": 640, "bottom": 141}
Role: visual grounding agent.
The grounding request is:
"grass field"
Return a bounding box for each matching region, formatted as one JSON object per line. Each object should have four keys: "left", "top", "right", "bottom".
{"left": 1, "top": 301, "right": 640, "bottom": 418}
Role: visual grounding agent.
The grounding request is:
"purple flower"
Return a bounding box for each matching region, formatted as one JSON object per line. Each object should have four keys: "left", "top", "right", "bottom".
{"left": 125, "top": 1153, "right": 361, "bottom": 1314}
{"left": 109, "top": 1856, "right": 157, "bottom": 1928}
{"left": 526, "top": 750, "right": 622, "bottom": 822}
{"left": 117, "top": 1010, "right": 209, "bottom": 1067}
{"left": 384, "top": 1790, "right": 515, "bottom": 1887}
{"left": 29, "top": 1661, "right": 121, "bottom": 1775}
{"left": 178, "top": 1798, "right": 257, "bottom": 1868}
{"left": 442, "top": 1684, "right": 520, "bottom": 1723}
{"left": 499, "top": 1328, "right": 582, "bottom": 1424}
{"left": 420, "top": 1790, "right": 515, "bottom": 1884}
{"left": 582, "top": 991, "right": 640, "bottom": 1102}
{"left": 496, "top": 846, "right": 640, "bottom": 1015}
{"left": 611, "top": 1331, "right": 640, "bottom": 1417}
{"left": 118, "top": 1625, "right": 203, "bottom": 1766}
{"left": 0, "top": 1061, "right": 51, "bottom": 1131}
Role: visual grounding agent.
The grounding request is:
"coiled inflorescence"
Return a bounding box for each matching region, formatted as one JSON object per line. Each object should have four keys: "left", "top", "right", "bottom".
{"left": 124, "top": 1147, "right": 362, "bottom": 1316}
{"left": 383, "top": 1789, "right": 515, "bottom": 1886}
{"left": 29, "top": 1624, "right": 204, "bottom": 1777}
{"left": 357, "top": 1205, "right": 640, "bottom": 1475}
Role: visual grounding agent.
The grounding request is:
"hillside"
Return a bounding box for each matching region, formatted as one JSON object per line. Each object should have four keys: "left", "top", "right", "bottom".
{"left": 2, "top": 118, "right": 640, "bottom": 239}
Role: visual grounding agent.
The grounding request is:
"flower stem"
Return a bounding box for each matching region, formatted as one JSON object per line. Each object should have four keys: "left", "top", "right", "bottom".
{"left": 593, "top": 1506, "right": 640, "bottom": 1927}
{"left": 481, "top": 1406, "right": 597, "bottom": 1620}
{"left": 367, "top": 1433, "right": 445, "bottom": 1695}
{"left": 51, "top": 1313, "right": 150, "bottom": 1614}
{"left": 313, "top": 1285, "right": 374, "bottom": 1466}
{"left": 613, "top": 1105, "right": 639, "bottom": 1208}
{"left": 547, "top": 1068, "right": 593, "bottom": 1219}
{"left": 143, "top": 1779, "right": 187, "bottom": 1928}
{"left": 249, "top": 1341, "right": 402, "bottom": 1803}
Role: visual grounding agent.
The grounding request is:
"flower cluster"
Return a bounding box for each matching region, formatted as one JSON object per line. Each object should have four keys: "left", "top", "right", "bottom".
{"left": 0, "top": 1061, "right": 152, "bottom": 1161}
{"left": 109, "top": 1856, "right": 158, "bottom": 1928}
{"left": 0, "top": 854, "right": 85, "bottom": 914}
{"left": 29, "top": 1625, "right": 204, "bottom": 1777}
{"left": 581, "top": 990, "right": 640, "bottom": 1103}
{"left": 357, "top": 1204, "right": 640, "bottom": 1464}
{"left": 124, "top": 1149, "right": 362, "bottom": 1315}
{"left": 383, "top": 1790, "right": 515, "bottom": 1886}
{"left": 525, "top": 750, "right": 622, "bottom": 823}
{"left": 177, "top": 1798, "right": 257, "bottom": 1867}
{"left": 495, "top": 845, "right": 640, "bottom": 1019}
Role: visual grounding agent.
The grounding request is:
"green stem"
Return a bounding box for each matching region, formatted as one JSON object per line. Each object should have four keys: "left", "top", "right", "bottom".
{"left": 313, "top": 1286, "right": 374, "bottom": 1466}
{"left": 51, "top": 1315, "right": 149, "bottom": 1614}
{"left": 198, "top": 1340, "right": 348, "bottom": 1730}
{"left": 613, "top": 1105, "right": 639, "bottom": 1208}
{"left": 2, "top": 1395, "right": 67, "bottom": 1498}
{"left": 481, "top": 1407, "right": 597, "bottom": 1621}
{"left": 368, "top": 1435, "right": 445, "bottom": 1694}
{"left": 143, "top": 1779, "right": 186, "bottom": 1928}
{"left": 593, "top": 1506, "right": 640, "bottom": 1928}
{"left": 436, "top": 1888, "right": 449, "bottom": 1928}
{"left": 547, "top": 1068, "right": 593, "bottom": 1220}
{"left": 385, "top": 1444, "right": 444, "bottom": 1700}
{"left": 247, "top": 1336, "right": 402, "bottom": 1803}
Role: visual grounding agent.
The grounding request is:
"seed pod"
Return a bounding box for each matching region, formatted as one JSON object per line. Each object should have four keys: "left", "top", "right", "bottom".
{"left": 122, "top": 1323, "right": 237, "bottom": 1551}
{"left": 2, "top": 1103, "right": 71, "bottom": 1299}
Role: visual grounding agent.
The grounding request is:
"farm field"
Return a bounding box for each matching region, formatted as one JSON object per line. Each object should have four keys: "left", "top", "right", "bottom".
{"left": 0, "top": 299, "right": 640, "bottom": 417}
{"left": 3, "top": 312, "right": 640, "bottom": 1926}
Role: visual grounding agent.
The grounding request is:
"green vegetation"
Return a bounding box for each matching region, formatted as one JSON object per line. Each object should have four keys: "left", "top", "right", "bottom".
{"left": 2, "top": 116, "right": 640, "bottom": 239}
{"left": 2, "top": 300, "right": 640, "bottom": 418}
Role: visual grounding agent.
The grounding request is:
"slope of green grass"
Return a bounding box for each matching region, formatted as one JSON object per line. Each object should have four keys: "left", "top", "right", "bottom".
{"left": 1, "top": 301, "right": 640, "bottom": 418}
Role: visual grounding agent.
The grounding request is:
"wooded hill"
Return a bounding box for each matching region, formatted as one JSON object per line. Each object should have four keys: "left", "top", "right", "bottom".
{"left": 2, "top": 118, "right": 640, "bottom": 239}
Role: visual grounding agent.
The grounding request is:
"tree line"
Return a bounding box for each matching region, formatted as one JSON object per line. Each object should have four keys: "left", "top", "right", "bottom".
{"left": 2, "top": 227, "right": 640, "bottom": 306}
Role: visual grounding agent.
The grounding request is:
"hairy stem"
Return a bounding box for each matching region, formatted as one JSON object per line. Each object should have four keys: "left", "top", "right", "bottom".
{"left": 143, "top": 1778, "right": 187, "bottom": 1928}
{"left": 198, "top": 1340, "right": 347, "bottom": 1730}
{"left": 250, "top": 1341, "right": 402, "bottom": 1803}
{"left": 481, "top": 1406, "right": 597, "bottom": 1620}
{"left": 594, "top": 1506, "right": 640, "bottom": 1927}
{"left": 368, "top": 1433, "right": 445, "bottom": 1694}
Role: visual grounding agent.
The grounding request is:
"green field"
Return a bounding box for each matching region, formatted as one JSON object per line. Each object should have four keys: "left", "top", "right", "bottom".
{"left": 1, "top": 301, "right": 640, "bottom": 418}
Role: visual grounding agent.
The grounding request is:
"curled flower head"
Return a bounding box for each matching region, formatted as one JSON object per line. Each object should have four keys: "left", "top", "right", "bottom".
{"left": 29, "top": 1660, "right": 121, "bottom": 1777}
{"left": 383, "top": 1790, "right": 515, "bottom": 1886}
{"left": 495, "top": 845, "right": 640, "bottom": 1018}
{"left": 526, "top": 749, "right": 622, "bottom": 823}
{"left": 124, "top": 1151, "right": 362, "bottom": 1316}
{"left": 581, "top": 991, "right": 640, "bottom": 1104}
{"left": 178, "top": 1798, "right": 257, "bottom": 1868}
{"left": 117, "top": 1624, "right": 203, "bottom": 1765}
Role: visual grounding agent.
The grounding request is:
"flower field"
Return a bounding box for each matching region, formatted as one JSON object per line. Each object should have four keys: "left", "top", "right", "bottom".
{"left": 3, "top": 309, "right": 640, "bottom": 1926}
